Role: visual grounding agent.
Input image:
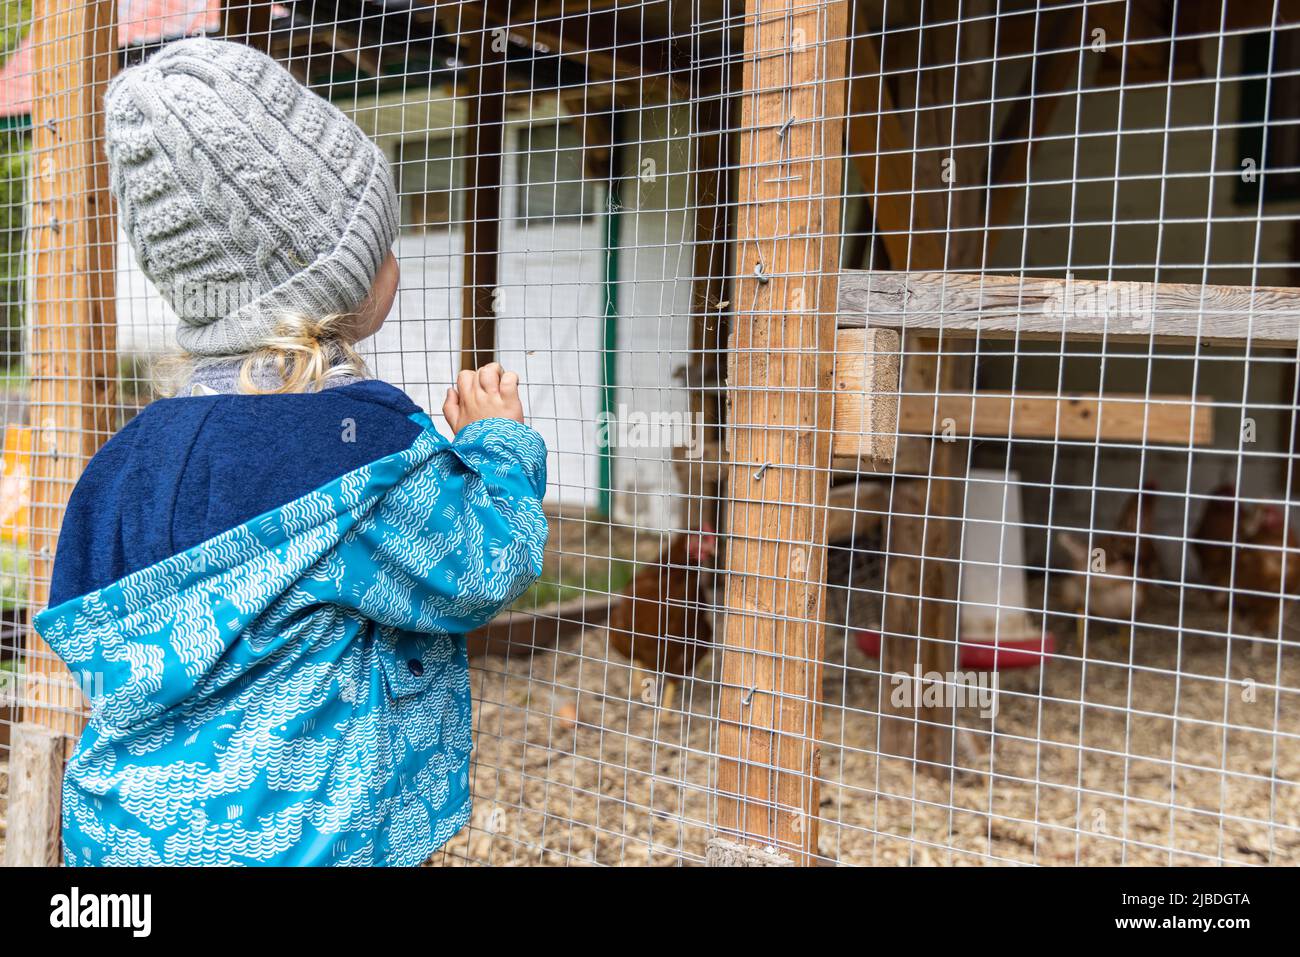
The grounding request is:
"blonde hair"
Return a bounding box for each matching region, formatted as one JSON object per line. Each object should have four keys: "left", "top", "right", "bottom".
{"left": 154, "top": 311, "right": 371, "bottom": 397}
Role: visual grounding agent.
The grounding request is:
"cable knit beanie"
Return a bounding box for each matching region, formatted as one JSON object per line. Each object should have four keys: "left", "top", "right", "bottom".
{"left": 103, "top": 37, "right": 399, "bottom": 357}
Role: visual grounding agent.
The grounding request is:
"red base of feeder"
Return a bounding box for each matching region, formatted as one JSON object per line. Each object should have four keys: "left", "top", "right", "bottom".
{"left": 855, "top": 630, "right": 882, "bottom": 657}
{"left": 853, "top": 630, "right": 1056, "bottom": 670}
{"left": 958, "top": 633, "right": 1056, "bottom": 670}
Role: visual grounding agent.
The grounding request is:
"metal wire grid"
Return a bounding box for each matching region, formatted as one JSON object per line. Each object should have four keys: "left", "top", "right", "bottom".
{"left": 0, "top": 0, "right": 1296, "bottom": 866}
{"left": 0, "top": 0, "right": 32, "bottom": 857}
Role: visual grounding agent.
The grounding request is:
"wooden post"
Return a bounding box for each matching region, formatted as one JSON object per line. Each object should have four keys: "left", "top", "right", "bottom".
{"left": 3, "top": 724, "right": 66, "bottom": 865}
{"left": 683, "top": 89, "right": 733, "bottom": 531}
{"left": 222, "top": 0, "right": 274, "bottom": 51}
{"left": 714, "top": 0, "right": 847, "bottom": 866}
{"left": 878, "top": 338, "right": 962, "bottom": 772}
{"left": 24, "top": 0, "right": 118, "bottom": 742}
{"left": 854, "top": 7, "right": 972, "bottom": 776}
{"left": 459, "top": 19, "right": 505, "bottom": 373}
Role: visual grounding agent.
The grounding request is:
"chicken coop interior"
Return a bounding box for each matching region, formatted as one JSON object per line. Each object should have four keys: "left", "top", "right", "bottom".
{"left": 1, "top": 0, "right": 1299, "bottom": 866}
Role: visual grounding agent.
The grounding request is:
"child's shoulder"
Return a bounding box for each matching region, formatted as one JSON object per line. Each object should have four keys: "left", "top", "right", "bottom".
{"left": 146, "top": 376, "right": 430, "bottom": 481}
{"left": 135, "top": 377, "right": 425, "bottom": 435}
{"left": 50, "top": 378, "right": 431, "bottom": 604}
{"left": 317, "top": 378, "right": 424, "bottom": 418}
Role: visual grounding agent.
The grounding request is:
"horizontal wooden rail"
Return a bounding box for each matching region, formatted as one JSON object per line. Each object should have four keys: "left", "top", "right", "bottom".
{"left": 838, "top": 271, "right": 1300, "bottom": 345}
{"left": 832, "top": 329, "right": 1214, "bottom": 458}
{"left": 896, "top": 390, "right": 1213, "bottom": 444}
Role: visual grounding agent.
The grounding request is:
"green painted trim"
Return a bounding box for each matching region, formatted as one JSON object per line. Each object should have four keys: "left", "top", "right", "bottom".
{"left": 598, "top": 117, "right": 623, "bottom": 519}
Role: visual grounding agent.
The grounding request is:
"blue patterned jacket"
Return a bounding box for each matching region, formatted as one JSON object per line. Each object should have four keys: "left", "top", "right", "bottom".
{"left": 36, "top": 383, "right": 547, "bottom": 866}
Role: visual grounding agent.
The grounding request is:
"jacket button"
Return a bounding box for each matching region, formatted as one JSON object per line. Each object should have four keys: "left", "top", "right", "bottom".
{"left": 407, "top": 658, "right": 425, "bottom": 677}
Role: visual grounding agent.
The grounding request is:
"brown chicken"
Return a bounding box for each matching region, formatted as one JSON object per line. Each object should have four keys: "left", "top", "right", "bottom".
{"left": 606, "top": 523, "right": 717, "bottom": 711}
{"left": 1056, "top": 482, "right": 1161, "bottom": 640}
{"left": 1111, "top": 481, "right": 1164, "bottom": 582}
{"left": 1195, "top": 483, "right": 1299, "bottom": 639}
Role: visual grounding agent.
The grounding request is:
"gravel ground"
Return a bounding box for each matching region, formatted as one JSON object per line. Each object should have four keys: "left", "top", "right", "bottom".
{"left": 431, "top": 587, "right": 1300, "bottom": 867}
{"left": 2, "top": 585, "right": 1290, "bottom": 867}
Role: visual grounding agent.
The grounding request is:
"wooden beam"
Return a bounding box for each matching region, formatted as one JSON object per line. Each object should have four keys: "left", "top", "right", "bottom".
{"left": 717, "top": 0, "right": 848, "bottom": 866}
{"left": 830, "top": 327, "right": 899, "bottom": 462}
{"left": 26, "top": 0, "right": 118, "bottom": 739}
{"left": 222, "top": 0, "right": 275, "bottom": 51}
{"left": 318, "top": 27, "right": 384, "bottom": 77}
{"left": 1090, "top": 0, "right": 1206, "bottom": 85}
{"left": 684, "top": 88, "right": 733, "bottom": 532}
{"left": 530, "top": 0, "right": 635, "bottom": 18}
{"left": 862, "top": 4, "right": 966, "bottom": 776}
{"left": 831, "top": 329, "right": 1215, "bottom": 453}
{"left": 3, "top": 724, "right": 66, "bottom": 866}
{"left": 459, "top": 15, "right": 505, "bottom": 372}
{"left": 845, "top": 29, "right": 946, "bottom": 271}
{"left": 878, "top": 340, "right": 960, "bottom": 775}
{"left": 838, "top": 271, "right": 1300, "bottom": 346}
{"left": 894, "top": 391, "right": 1214, "bottom": 446}
{"left": 962, "top": 2, "right": 1300, "bottom": 62}
{"left": 450, "top": 0, "right": 691, "bottom": 100}
{"left": 984, "top": 10, "right": 1082, "bottom": 247}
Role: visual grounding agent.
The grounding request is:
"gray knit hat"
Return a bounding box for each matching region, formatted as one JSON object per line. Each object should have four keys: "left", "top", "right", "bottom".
{"left": 103, "top": 37, "right": 399, "bottom": 356}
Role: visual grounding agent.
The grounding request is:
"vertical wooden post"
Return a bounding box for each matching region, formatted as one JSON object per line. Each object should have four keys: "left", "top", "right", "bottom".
{"left": 3, "top": 724, "right": 65, "bottom": 865}
{"left": 460, "top": 20, "right": 505, "bottom": 373}
{"left": 683, "top": 90, "right": 732, "bottom": 530}
{"left": 714, "top": 0, "right": 847, "bottom": 866}
{"left": 24, "top": 0, "right": 118, "bottom": 742}
{"left": 858, "top": 9, "right": 968, "bottom": 777}
{"left": 878, "top": 341, "right": 961, "bottom": 771}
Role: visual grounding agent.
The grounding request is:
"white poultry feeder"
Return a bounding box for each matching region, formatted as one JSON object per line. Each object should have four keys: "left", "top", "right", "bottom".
{"left": 956, "top": 469, "right": 1055, "bottom": 669}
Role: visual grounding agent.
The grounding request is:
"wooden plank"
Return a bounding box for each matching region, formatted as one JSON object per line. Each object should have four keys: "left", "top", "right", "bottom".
{"left": 831, "top": 328, "right": 1215, "bottom": 451}
{"left": 716, "top": 0, "right": 847, "bottom": 866}
{"left": 894, "top": 391, "right": 1214, "bottom": 446}
{"left": 838, "top": 271, "right": 1300, "bottom": 345}
{"left": 830, "top": 327, "right": 899, "bottom": 461}
{"left": 3, "top": 723, "right": 66, "bottom": 866}
{"left": 459, "top": 13, "right": 505, "bottom": 371}
{"left": 26, "top": 0, "right": 118, "bottom": 738}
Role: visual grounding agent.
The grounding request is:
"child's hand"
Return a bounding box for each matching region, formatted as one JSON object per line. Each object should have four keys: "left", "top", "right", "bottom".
{"left": 443, "top": 363, "right": 525, "bottom": 435}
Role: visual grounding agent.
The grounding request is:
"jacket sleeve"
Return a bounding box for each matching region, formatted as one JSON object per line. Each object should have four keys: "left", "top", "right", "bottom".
{"left": 329, "top": 416, "right": 549, "bottom": 634}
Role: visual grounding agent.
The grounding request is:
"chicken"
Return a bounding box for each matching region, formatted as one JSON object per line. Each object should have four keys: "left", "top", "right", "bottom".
{"left": 1194, "top": 483, "right": 1239, "bottom": 597}
{"left": 1056, "top": 531, "right": 1140, "bottom": 625}
{"left": 1194, "top": 483, "right": 1299, "bottom": 640}
{"left": 606, "top": 523, "right": 717, "bottom": 712}
{"left": 1055, "top": 483, "right": 1161, "bottom": 642}
{"left": 1112, "top": 481, "right": 1164, "bottom": 583}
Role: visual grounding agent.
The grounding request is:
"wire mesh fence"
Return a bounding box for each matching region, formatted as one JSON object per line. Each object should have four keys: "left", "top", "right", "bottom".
{"left": 0, "top": 0, "right": 1297, "bottom": 866}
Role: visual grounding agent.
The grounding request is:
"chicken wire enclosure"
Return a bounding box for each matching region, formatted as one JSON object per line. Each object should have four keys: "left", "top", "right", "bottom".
{"left": 1, "top": 0, "right": 1299, "bottom": 868}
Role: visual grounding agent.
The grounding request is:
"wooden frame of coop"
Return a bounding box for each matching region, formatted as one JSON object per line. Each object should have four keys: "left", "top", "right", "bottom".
{"left": 7, "top": 0, "right": 1300, "bottom": 866}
